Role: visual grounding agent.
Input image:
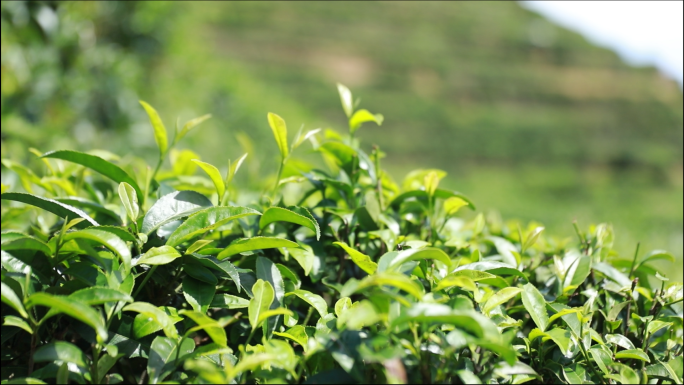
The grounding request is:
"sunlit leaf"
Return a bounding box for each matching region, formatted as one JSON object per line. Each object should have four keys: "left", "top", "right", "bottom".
{"left": 191, "top": 159, "right": 225, "bottom": 200}
{"left": 118, "top": 182, "right": 139, "bottom": 223}
{"left": 136, "top": 245, "right": 181, "bottom": 266}
{"left": 248, "top": 279, "right": 275, "bottom": 330}
{"left": 166, "top": 206, "right": 261, "bottom": 247}
{"left": 521, "top": 283, "right": 549, "bottom": 332}
{"left": 140, "top": 101, "right": 168, "bottom": 156}
{"left": 26, "top": 293, "right": 107, "bottom": 342}
{"left": 333, "top": 241, "right": 377, "bottom": 275}
{"left": 34, "top": 342, "right": 88, "bottom": 368}
{"left": 42, "top": 150, "right": 143, "bottom": 201}
{"left": 142, "top": 190, "right": 213, "bottom": 235}
{"left": 268, "top": 112, "right": 289, "bottom": 159}
{"left": 259, "top": 206, "right": 320, "bottom": 240}
{"left": 349, "top": 109, "right": 383, "bottom": 133}
{"left": 286, "top": 290, "right": 328, "bottom": 317}
{"left": 1, "top": 192, "right": 98, "bottom": 228}
{"left": 217, "top": 237, "right": 298, "bottom": 260}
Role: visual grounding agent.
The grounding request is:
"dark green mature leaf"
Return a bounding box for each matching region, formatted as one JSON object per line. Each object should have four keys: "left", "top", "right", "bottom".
{"left": 147, "top": 336, "right": 194, "bottom": 384}
{"left": 259, "top": 206, "right": 320, "bottom": 240}
{"left": 184, "top": 263, "right": 218, "bottom": 285}
{"left": 54, "top": 197, "right": 121, "bottom": 222}
{"left": 182, "top": 276, "right": 215, "bottom": 313}
{"left": 334, "top": 242, "right": 377, "bottom": 275}
{"left": 217, "top": 237, "right": 297, "bottom": 260}
{"left": 377, "top": 247, "right": 451, "bottom": 272}
{"left": 42, "top": 150, "right": 143, "bottom": 201}
{"left": 645, "top": 362, "right": 682, "bottom": 383}
{"left": 1, "top": 192, "right": 98, "bottom": 228}
{"left": 166, "top": 206, "right": 261, "bottom": 247}
{"left": 33, "top": 342, "right": 88, "bottom": 368}
{"left": 1, "top": 234, "right": 51, "bottom": 256}
{"left": 62, "top": 229, "right": 131, "bottom": 273}
{"left": 26, "top": 293, "right": 107, "bottom": 342}
{"left": 142, "top": 190, "right": 213, "bottom": 235}
{"left": 189, "top": 254, "right": 241, "bottom": 291}
{"left": 521, "top": 283, "right": 549, "bottom": 332}
{"left": 179, "top": 310, "right": 227, "bottom": 347}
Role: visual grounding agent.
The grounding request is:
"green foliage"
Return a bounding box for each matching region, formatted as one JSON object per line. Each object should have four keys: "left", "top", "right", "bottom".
{"left": 1, "top": 85, "right": 682, "bottom": 385}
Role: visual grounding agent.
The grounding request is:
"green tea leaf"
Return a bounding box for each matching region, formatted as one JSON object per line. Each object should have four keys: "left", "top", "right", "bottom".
{"left": 26, "top": 293, "right": 107, "bottom": 342}
{"left": 564, "top": 254, "right": 592, "bottom": 289}
{"left": 259, "top": 206, "right": 320, "bottom": 240}
{"left": 3, "top": 315, "right": 32, "bottom": 333}
{"left": 142, "top": 190, "right": 213, "bottom": 235}
{"left": 34, "top": 341, "right": 88, "bottom": 368}
{"left": 191, "top": 159, "right": 225, "bottom": 200}
{"left": 393, "top": 303, "right": 499, "bottom": 340}
{"left": 607, "top": 301, "right": 630, "bottom": 321}
{"left": 522, "top": 226, "right": 544, "bottom": 252}
{"left": 606, "top": 334, "right": 636, "bottom": 350}
{"left": 176, "top": 114, "right": 211, "bottom": 143}
{"left": 54, "top": 197, "right": 121, "bottom": 222}
{"left": 434, "top": 275, "right": 478, "bottom": 292}
{"left": 123, "top": 302, "right": 179, "bottom": 339}
{"left": 118, "top": 182, "right": 139, "bottom": 223}
{"left": 67, "top": 287, "right": 133, "bottom": 305}
{"left": 42, "top": 150, "right": 142, "bottom": 201}
{"left": 210, "top": 294, "right": 249, "bottom": 309}
{"left": 615, "top": 349, "right": 650, "bottom": 362}
{"left": 182, "top": 276, "right": 215, "bottom": 314}
{"left": 444, "top": 197, "right": 469, "bottom": 216}
{"left": 217, "top": 237, "right": 298, "bottom": 260}
{"left": 166, "top": 206, "right": 261, "bottom": 247}
{"left": 593, "top": 262, "right": 631, "bottom": 288}
{"left": 344, "top": 272, "right": 424, "bottom": 300}
{"left": 1, "top": 234, "right": 51, "bottom": 256}
{"left": 453, "top": 261, "right": 528, "bottom": 281}
{"left": 62, "top": 229, "right": 131, "bottom": 273}
{"left": 482, "top": 287, "right": 523, "bottom": 314}
{"left": 249, "top": 279, "right": 275, "bottom": 330}
{"left": 333, "top": 241, "right": 377, "bottom": 275}
{"left": 521, "top": 283, "right": 549, "bottom": 332}
{"left": 377, "top": 247, "right": 451, "bottom": 273}
{"left": 1, "top": 192, "right": 98, "bottom": 228}
{"left": 287, "top": 244, "right": 315, "bottom": 276}
{"left": 136, "top": 245, "right": 181, "bottom": 266}
{"left": 140, "top": 101, "right": 168, "bottom": 156}
{"left": 179, "top": 310, "right": 227, "bottom": 347}
{"left": 286, "top": 289, "right": 328, "bottom": 317}
{"left": 337, "top": 83, "right": 353, "bottom": 117}
{"left": 349, "top": 109, "right": 383, "bottom": 133}
{"left": 147, "top": 336, "right": 194, "bottom": 384}
{"left": 257, "top": 308, "right": 294, "bottom": 328}
{"left": 647, "top": 320, "right": 672, "bottom": 335}
{"left": 273, "top": 325, "right": 310, "bottom": 352}
{"left": 335, "top": 297, "right": 353, "bottom": 317}
{"left": 268, "top": 112, "right": 289, "bottom": 159}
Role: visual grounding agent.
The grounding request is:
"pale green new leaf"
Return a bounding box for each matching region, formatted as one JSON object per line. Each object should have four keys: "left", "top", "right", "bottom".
{"left": 521, "top": 283, "right": 549, "bottom": 332}
{"left": 248, "top": 279, "right": 275, "bottom": 330}
{"left": 118, "top": 182, "right": 139, "bottom": 223}
{"left": 268, "top": 112, "right": 289, "bottom": 159}
{"left": 334, "top": 241, "right": 377, "bottom": 275}
{"left": 286, "top": 290, "right": 328, "bottom": 317}
{"left": 140, "top": 101, "right": 168, "bottom": 156}
{"left": 483, "top": 287, "right": 523, "bottom": 314}
{"left": 1, "top": 282, "right": 28, "bottom": 318}
{"left": 123, "top": 302, "right": 179, "bottom": 339}
{"left": 349, "top": 109, "right": 383, "bottom": 133}
{"left": 191, "top": 159, "right": 225, "bottom": 200}
{"left": 136, "top": 246, "right": 181, "bottom": 266}
{"left": 337, "top": 83, "right": 353, "bottom": 117}
{"left": 259, "top": 206, "right": 320, "bottom": 240}
{"left": 217, "top": 237, "right": 298, "bottom": 260}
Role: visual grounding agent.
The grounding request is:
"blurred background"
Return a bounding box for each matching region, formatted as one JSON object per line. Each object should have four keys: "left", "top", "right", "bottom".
{"left": 1, "top": 1, "right": 682, "bottom": 276}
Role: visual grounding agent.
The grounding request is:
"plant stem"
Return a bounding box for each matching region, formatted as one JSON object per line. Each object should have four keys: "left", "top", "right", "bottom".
{"left": 132, "top": 265, "right": 158, "bottom": 298}
{"left": 272, "top": 159, "right": 284, "bottom": 197}
{"left": 302, "top": 306, "right": 314, "bottom": 326}
{"left": 629, "top": 242, "right": 641, "bottom": 278}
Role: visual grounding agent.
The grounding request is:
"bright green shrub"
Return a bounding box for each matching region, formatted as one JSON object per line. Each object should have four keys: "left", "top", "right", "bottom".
{"left": 1, "top": 84, "right": 682, "bottom": 384}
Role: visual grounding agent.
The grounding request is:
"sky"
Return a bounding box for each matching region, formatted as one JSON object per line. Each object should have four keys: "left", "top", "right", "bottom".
{"left": 520, "top": 1, "right": 684, "bottom": 87}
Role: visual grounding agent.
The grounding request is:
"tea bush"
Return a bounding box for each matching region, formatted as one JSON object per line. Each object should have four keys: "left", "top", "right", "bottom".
{"left": 1, "top": 84, "right": 682, "bottom": 384}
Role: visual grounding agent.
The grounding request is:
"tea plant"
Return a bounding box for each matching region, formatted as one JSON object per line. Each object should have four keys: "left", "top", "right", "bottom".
{"left": 1, "top": 84, "right": 682, "bottom": 384}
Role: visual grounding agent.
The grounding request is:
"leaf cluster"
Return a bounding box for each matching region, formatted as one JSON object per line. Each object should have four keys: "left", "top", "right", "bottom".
{"left": 1, "top": 85, "right": 682, "bottom": 384}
